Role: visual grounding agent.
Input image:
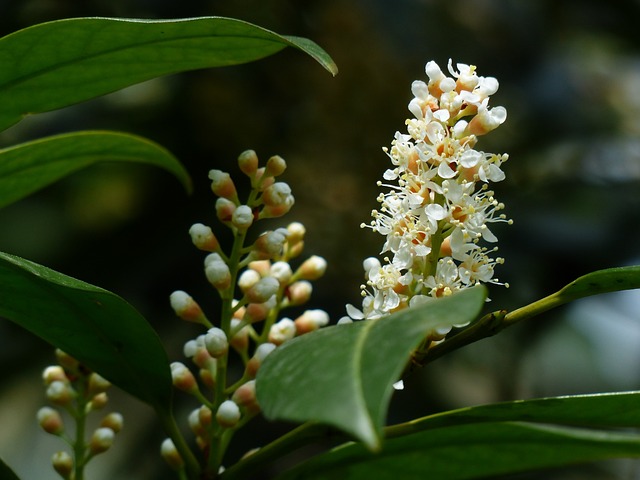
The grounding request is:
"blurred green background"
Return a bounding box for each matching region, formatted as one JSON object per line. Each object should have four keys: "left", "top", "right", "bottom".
{"left": 1, "top": 0, "right": 640, "bottom": 478}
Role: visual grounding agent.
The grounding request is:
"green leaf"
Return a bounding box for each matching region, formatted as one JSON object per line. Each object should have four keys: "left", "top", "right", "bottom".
{"left": 0, "top": 130, "right": 191, "bottom": 209}
{"left": 278, "top": 422, "right": 640, "bottom": 480}
{"left": 0, "top": 457, "right": 20, "bottom": 480}
{"left": 256, "top": 286, "right": 486, "bottom": 451}
{"left": 0, "top": 251, "right": 172, "bottom": 410}
{"left": 0, "top": 16, "right": 338, "bottom": 131}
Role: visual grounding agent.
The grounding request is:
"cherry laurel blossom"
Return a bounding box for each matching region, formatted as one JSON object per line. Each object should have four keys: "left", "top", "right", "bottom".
{"left": 347, "top": 60, "right": 511, "bottom": 326}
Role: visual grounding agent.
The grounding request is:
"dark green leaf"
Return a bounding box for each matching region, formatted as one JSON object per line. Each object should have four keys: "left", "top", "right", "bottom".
{"left": 0, "top": 457, "right": 20, "bottom": 480}
{"left": 256, "top": 287, "right": 486, "bottom": 450}
{"left": 0, "top": 130, "right": 191, "bottom": 209}
{"left": 0, "top": 251, "right": 172, "bottom": 410}
{"left": 279, "top": 422, "right": 640, "bottom": 480}
{"left": 0, "top": 16, "right": 337, "bottom": 131}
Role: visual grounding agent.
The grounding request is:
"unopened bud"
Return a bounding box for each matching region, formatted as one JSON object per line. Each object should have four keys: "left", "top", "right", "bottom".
{"left": 88, "top": 392, "right": 108, "bottom": 411}
{"left": 51, "top": 451, "right": 73, "bottom": 478}
{"left": 189, "top": 408, "right": 205, "bottom": 437}
{"left": 215, "top": 197, "right": 236, "bottom": 222}
{"left": 246, "top": 343, "right": 276, "bottom": 377}
{"left": 88, "top": 373, "right": 111, "bottom": 396}
{"left": 247, "top": 260, "right": 271, "bottom": 276}
{"left": 204, "top": 328, "right": 228, "bottom": 358}
{"left": 270, "top": 261, "right": 292, "bottom": 284}
{"left": 286, "top": 222, "right": 306, "bottom": 244}
{"left": 46, "top": 380, "right": 75, "bottom": 406}
{"left": 37, "top": 407, "right": 64, "bottom": 435}
{"left": 189, "top": 223, "right": 219, "bottom": 252}
{"left": 100, "top": 412, "right": 123, "bottom": 433}
{"left": 262, "top": 182, "right": 292, "bottom": 206}
{"left": 268, "top": 318, "right": 296, "bottom": 345}
{"left": 253, "top": 167, "right": 275, "bottom": 190}
{"left": 237, "top": 269, "right": 261, "bottom": 292}
{"left": 232, "top": 380, "right": 260, "bottom": 415}
{"left": 170, "top": 290, "right": 208, "bottom": 324}
{"left": 232, "top": 205, "right": 254, "bottom": 230}
{"left": 199, "top": 405, "right": 213, "bottom": 428}
{"left": 161, "top": 438, "right": 184, "bottom": 470}
{"left": 246, "top": 277, "right": 280, "bottom": 303}
{"left": 55, "top": 350, "right": 79, "bottom": 372}
{"left": 89, "top": 427, "right": 115, "bottom": 455}
{"left": 243, "top": 302, "right": 271, "bottom": 323}
{"left": 294, "top": 309, "right": 330, "bottom": 334}
{"left": 254, "top": 230, "right": 287, "bottom": 259}
{"left": 170, "top": 362, "right": 198, "bottom": 393}
{"left": 286, "top": 281, "right": 313, "bottom": 306}
{"left": 209, "top": 169, "right": 238, "bottom": 201}
{"left": 216, "top": 400, "right": 241, "bottom": 428}
{"left": 264, "top": 155, "right": 287, "bottom": 177}
{"left": 230, "top": 319, "right": 249, "bottom": 352}
{"left": 204, "top": 255, "right": 231, "bottom": 290}
{"left": 296, "top": 255, "right": 327, "bottom": 280}
{"left": 238, "top": 149, "right": 259, "bottom": 176}
{"left": 42, "top": 366, "right": 68, "bottom": 385}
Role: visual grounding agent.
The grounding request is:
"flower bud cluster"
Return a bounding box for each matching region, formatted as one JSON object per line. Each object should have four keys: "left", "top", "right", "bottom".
{"left": 38, "top": 350, "right": 123, "bottom": 476}
{"left": 167, "top": 151, "right": 330, "bottom": 461}
{"left": 347, "top": 60, "right": 511, "bottom": 327}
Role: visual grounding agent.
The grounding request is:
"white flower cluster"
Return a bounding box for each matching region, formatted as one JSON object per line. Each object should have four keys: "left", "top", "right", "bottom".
{"left": 348, "top": 60, "right": 511, "bottom": 322}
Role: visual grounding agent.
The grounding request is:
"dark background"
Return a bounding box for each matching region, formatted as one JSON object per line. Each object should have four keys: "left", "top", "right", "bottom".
{"left": 1, "top": 0, "right": 640, "bottom": 478}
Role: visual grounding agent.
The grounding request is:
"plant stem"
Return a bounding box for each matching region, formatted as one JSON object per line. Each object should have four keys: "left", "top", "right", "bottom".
{"left": 157, "top": 406, "right": 201, "bottom": 479}
{"left": 220, "top": 423, "right": 343, "bottom": 480}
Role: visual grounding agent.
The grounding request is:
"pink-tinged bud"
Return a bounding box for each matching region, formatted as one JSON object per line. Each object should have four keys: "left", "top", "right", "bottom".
{"left": 238, "top": 149, "right": 259, "bottom": 176}
{"left": 294, "top": 309, "right": 330, "bottom": 334}
{"left": 216, "top": 400, "right": 241, "bottom": 428}
{"left": 169, "top": 291, "right": 208, "bottom": 324}
{"left": 199, "top": 405, "right": 212, "bottom": 427}
{"left": 100, "top": 412, "right": 123, "bottom": 433}
{"left": 209, "top": 169, "right": 238, "bottom": 201}
{"left": 268, "top": 318, "right": 296, "bottom": 345}
{"left": 199, "top": 368, "right": 215, "bottom": 389}
{"left": 170, "top": 362, "right": 198, "bottom": 393}
{"left": 262, "top": 182, "right": 292, "bottom": 206}
{"left": 254, "top": 230, "right": 287, "bottom": 259}
{"left": 264, "top": 155, "right": 287, "bottom": 177}
{"left": 46, "top": 380, "right": 75, "bottom": 406}
{"left": 253, "top": 167, "right": 275, "bottom": 190}
{"left": 286, "top": 280, "right": 312, "bottom": 306}
{"left": 246, "top": 343, "right": 276, "bottom": 377}
{"left": 215, "top": 197, "right": 236, "bottom": 222}
{"left": 287, "top": 240, "right": 305, "bottom": 259}
{"left": 161, "top": 438, "right": 184, "bottom": 470}
{"left": 247, "top": 260, "right": 271, "bottom": 276}
{"left": 51, "top": 451, "right": 73, "bottom": 478}
{"left": 237, "top": 269, "right": 261, "bottom": 293}
{"left": 204, "top": 328, "right": 228, "bottom": 358}
{"left": 204, "top": 255, "right": 232, "bottom": 290}
{"left": 89, "top": 427, "right": 115, "bottom": 455}
{"left": 232, "top": 205, "right": 254, "bottom": 230}
{"left": 55, "top": 349, "right": 79, "bottom": 372}
{"left": 88, "top": 392, "right": 109, "bottom": 411}
{"left": 270, "top": 261, "right": 292, "bottom": 284}
{"left": 189, "top": 223, "right": 219, "bottom": 252}
{"left": 296, "top": 255, "right": 327, "bottom": 280}
{"left": 88, "top": 373, "right": 111, "bottom": 396}
{"left": 189, "top": 408, "right": 205, "bottom": 437}
{"left": 232, "top": 380, "right": 260, "bottom": 415}
{"left": 468, "top": 105, "right": 507, "bottom": 136}
{"left": 37, "top": 407, "right": 64, "bottom": 435}
{"left": 246, "top": 277, "right": 280, "bottom": 303}
{"left": 42, "top": 366, "right": 68, "bottom": 385}
{"left": 243, "top": 302, "right": 271, "bottom": 323}
{"left": 230, "top": 319, "right": 249, "bottom": 352}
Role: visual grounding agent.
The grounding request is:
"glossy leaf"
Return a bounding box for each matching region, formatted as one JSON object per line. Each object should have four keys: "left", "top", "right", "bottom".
{"left": 0, "top": 16, "right": 338, "bottom": 131}
{"left": 0, "top": 130, "right": 191, "bottom": 209}
{"left": 0, "top": 251, "right": 172, "bottom": 410}
{"left": 279, "top": 422, "right": 640, "bottom": 480}
{"left": 257, "top": 286, "right": 486, "bottom": 451}
{"left": 390, "top": 391, "right": 640, "bottom": 433}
